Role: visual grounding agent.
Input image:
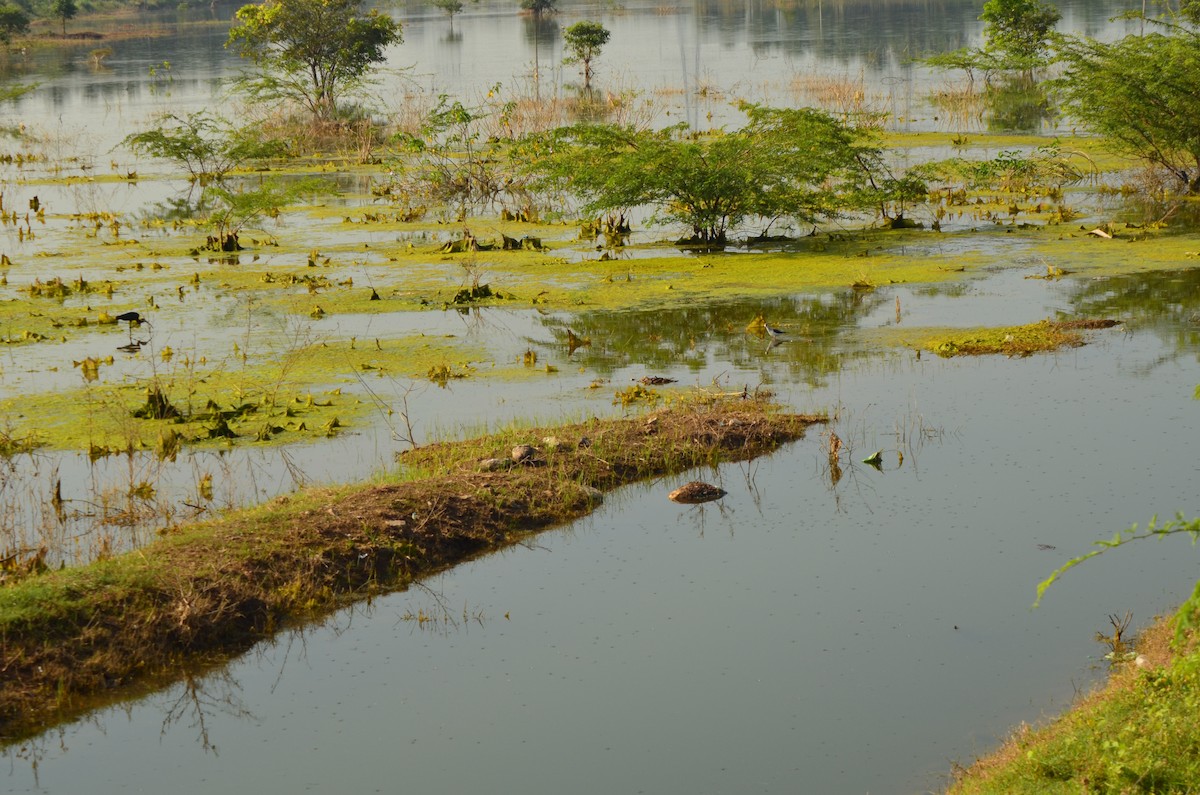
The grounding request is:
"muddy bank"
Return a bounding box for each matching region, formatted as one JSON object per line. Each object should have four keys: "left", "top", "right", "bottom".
{"left": 0, "top": 396, "right": 823, "bottom": 741}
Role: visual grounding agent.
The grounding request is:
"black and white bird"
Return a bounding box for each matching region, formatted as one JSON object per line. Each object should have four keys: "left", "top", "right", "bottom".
{"left": 763, "top": 322, "right": 788, "bottom": 340}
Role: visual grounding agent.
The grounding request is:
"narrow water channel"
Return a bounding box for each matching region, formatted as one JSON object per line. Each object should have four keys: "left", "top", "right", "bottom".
{"left": 4, "top": 1, "right": 1199, "bottom": 791}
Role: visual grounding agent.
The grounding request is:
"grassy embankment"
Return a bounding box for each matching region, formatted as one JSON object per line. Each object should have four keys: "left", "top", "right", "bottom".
{"left": 950, "top": 615, "right": 1200, "bottom": 793}
{"left": 940, "top": 322, "right": 1199, "bottom": 792}
{"left": 0, "top": 394, "right": 823, "bottom": 741}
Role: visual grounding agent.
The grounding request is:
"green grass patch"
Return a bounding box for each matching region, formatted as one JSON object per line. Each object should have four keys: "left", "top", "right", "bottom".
{"left": 0, "top": 331, "right": 486, "bottom": 452}
{"left": 951, "top": 619, "right": 1200, "bottom": 794}
{"left": 906, "top": 318, "right": 1120, "bottom": 358}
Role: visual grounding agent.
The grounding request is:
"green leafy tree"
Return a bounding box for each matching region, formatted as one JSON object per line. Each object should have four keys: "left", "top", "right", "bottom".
{"left": 925, "top": 0, "right": 1058, "bottom": 82}
{"left": 123, "top": 112, "right": 295, "bottom": 250}
{"left": 386, "top": 93, "right": 528, "bottom": 220}
{"left": 526, "top": 104, "right": 908, "bottom": 245}
{"left": 563, "top": 21, "right": 610, "bottom": 85}
{"left": 50, "top": 0, "right": 76, "bottom": 36}
{"left": 431, "top": 0, "right": 464, "bottom": 19}
{"left": 519, "top": 0, "right": 556, "bottom": 15}
{"left": 1055, "top": 20, "right": 1200, "bottom": 193}
{"left": 122, "top": 112, "right": 287, "bottom": 187}
{"left": 921, "top": 143, "right": 1086, "bottom": 195}
{"left": 0, "top": 3, "right": 29, "bottom": 44}
{"left": 922, "top": 48, "right": 1003, "bottom": 84}
{"left": 981, "top": 0, "right": 1060, "bottom": 69}
{"left": 202, "top": 178, "right": 322, "bottom": 251}
{"left": 227, "top": 0, "right": 402, "bottom": 120}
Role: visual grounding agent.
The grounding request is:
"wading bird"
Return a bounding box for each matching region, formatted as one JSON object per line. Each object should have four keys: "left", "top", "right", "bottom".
{"left": 114, "top": 311, "right": 152, "bottom": 345}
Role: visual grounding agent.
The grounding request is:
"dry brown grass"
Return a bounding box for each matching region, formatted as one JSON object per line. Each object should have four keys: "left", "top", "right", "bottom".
{"left": 787, "top": 72, "right": 889, "bottom": 128}
{"left": 928, "top": 82, "right": 987, "bottom": 129}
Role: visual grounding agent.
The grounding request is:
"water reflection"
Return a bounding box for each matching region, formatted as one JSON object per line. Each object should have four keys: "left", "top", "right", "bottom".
{"left": 984, "top": 74, "right": 1052, "bottom": 133}
{"left": 3, "top": 0, "right": 1148, "bottom": 150}
{"left": 1068, "top": 268, "right": 1200, "bottom": 328}
{"left": 158, "top": 671, "right": 256, "bottom": 756}
{"left": 1067, "top": 268, "right": 1200, "bottom": 367}
{"left": 539, "top": 288, "right": 887, "bottom": 387}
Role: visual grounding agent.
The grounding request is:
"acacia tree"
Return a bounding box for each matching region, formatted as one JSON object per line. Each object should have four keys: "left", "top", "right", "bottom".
{"left": 123, "top": 112, "right": 297, "bottom": 250}
{"left": 202, "top": 179, "right": 322, "bottom": 251}
{"left": 981, "top": 0, "right": 1060, "bottom": 71}
{"left": 123, "top": 112, "right": 287, "bottom": 186}
{"left": 431, "top": 0, "right": 464, "bottom": 28}
{"left": 1055, "top": 18, "right": 1200, "bottom": 193}
{"left": 227, "top": 0, "right": 401, "bottom": 120}
{"left": 563, "top": 21, "right": 610, "bottom": 85}
{"left": 526, "top": 104, "right": 912, "bottom": 245}
{"left": 385, "top": 94, "right": 530, "bottom": 219}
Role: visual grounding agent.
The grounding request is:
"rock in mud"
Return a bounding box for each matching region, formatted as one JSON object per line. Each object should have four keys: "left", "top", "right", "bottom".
{"left": 511, "top": 444, "right": 539, "bottom": 464}
{"left": 668, "top": 481, "right": 727, "bottom": 504}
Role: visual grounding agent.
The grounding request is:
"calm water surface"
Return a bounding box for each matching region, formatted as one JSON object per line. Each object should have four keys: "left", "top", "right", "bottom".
{"left": 4, "top": 2, "right": 1200, "bottom": 793}
{"left": 6, "top": 0, "right": 1142, "bottom": 154}
{"left": 6, "top": 316, "right": 1200, "bottom": 794}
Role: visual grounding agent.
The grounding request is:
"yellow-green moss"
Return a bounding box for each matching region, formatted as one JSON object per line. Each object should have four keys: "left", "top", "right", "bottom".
{"left": 0, "top": 333, "right": 487, "bottom": 451}
{"left": 906, "top": 320, "right": 1088, "bottom": 357}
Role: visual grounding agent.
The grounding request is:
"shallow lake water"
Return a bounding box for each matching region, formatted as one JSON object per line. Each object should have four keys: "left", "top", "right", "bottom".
{"left": 6, "top": 311, "right": 1200, "bottom": 794}
{"left": 6, "top": 0, "right": 1142, "bottom": 156}
{"left": 3, "top": 1, "right": 1200, "bottom": 792}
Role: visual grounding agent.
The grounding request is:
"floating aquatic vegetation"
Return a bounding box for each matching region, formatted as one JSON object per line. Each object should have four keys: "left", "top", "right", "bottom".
{"left": 0, "top": 428, "right": 42, "bottom": 458}
{"left": 920, "top": 318, "right": 1119, "bottom": 358}
{"left": 427, "top": 362, "right": 474, "bottom": 387}
{"left": 132, "top": 386, "right": 183, "bottom": 421}
{"left": 72, "top": 357, "right": 104, "bottom": 382}
{"left": 614, "top": 383, "right": 661, "bottom": 406}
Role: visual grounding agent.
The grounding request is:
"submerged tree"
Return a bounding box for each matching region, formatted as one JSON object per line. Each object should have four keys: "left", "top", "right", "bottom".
{"left": 203, "top": 178, "right": 322, "bottom": 251}
{"left": 981, "top": 0, "right": 1061, "bottom": 72}
{"left": 1055, "top": 15, "right": 1200, "bottom": 194}
{"left": 430, "top": 0, "right": 466, "bottom": 29}
{"left": 431, "top": 0, "right": 463, "bottom": 16}
{"left": 526, "top": 104, "right": 915, "bottom": 245}
{"left": 123, "top": 112, "right": 302, "bottom": 251}
{"left": 923, "top": 0, "right": 1059, "bottom": 132}
{"left": 563, "top": 21, "right": 610, "bottom": 86}
{"left": 925, "top": 0, "right": 1060, "bottom": 83}
{"left": 519, "top": 0, "right": 556, "bottom": 15}
{"left": 386, "top": 94, "right": 528, "bottom": 220}
{"left": 227, "top": 0, "right": 402, "bottom": 120}
{"left": 122, "top": 112, "right": 287, "bottom": 187}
